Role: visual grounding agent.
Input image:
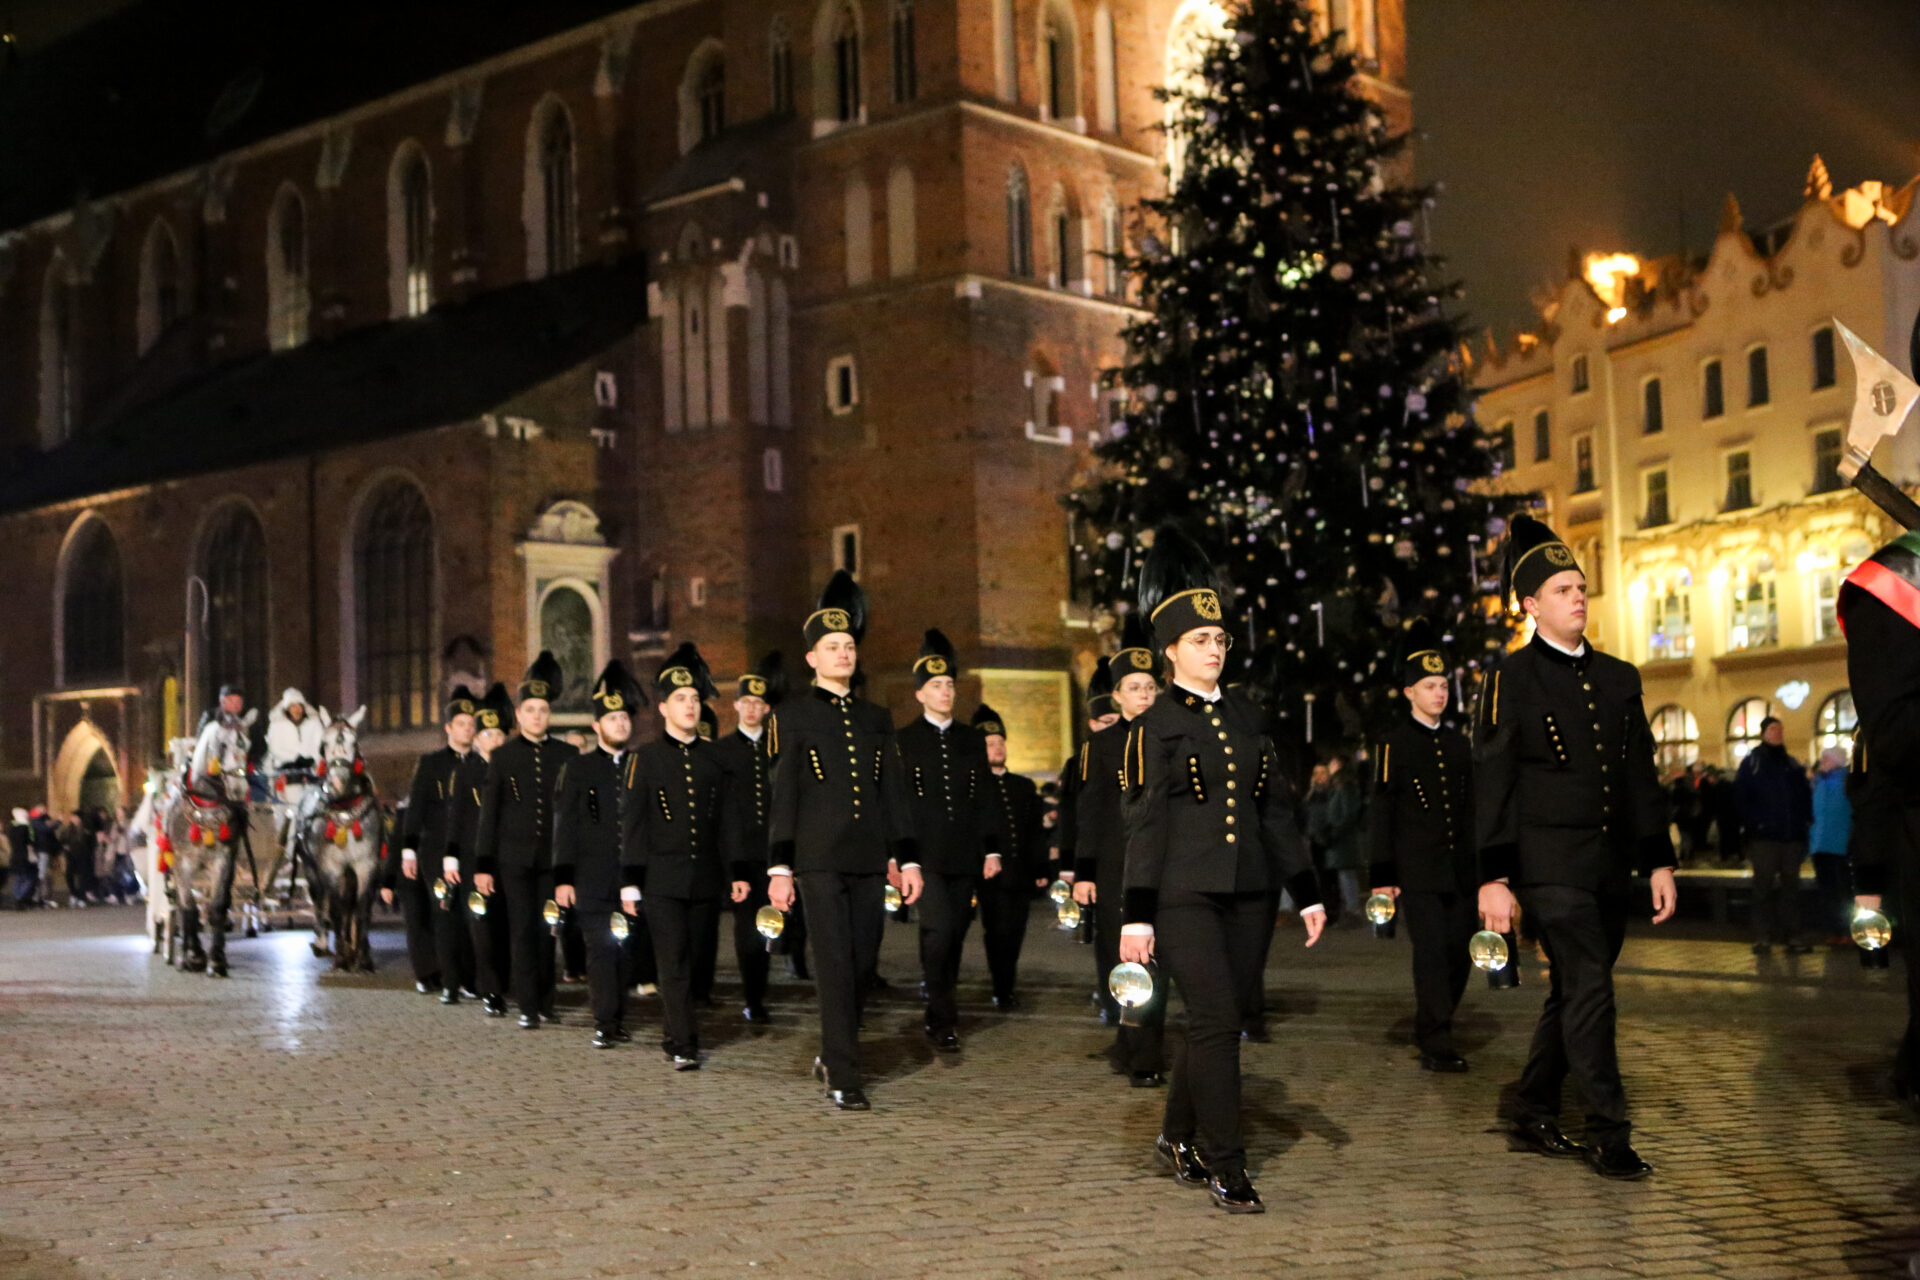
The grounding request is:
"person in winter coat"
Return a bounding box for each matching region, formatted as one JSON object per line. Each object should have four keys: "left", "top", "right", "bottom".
{"left": 1808, "top": 747, "right": 1853, "bottom": 942}
{"left": 1734, "top": 717, "right": 1814, "bottom": 954}
{"left": 1320, "top": 754, "right": 1368, "bottom": 923}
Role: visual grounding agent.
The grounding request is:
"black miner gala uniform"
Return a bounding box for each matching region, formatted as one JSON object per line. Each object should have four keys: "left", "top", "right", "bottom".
{"left": 973, "top": 704, "right": 1047, "bottom": 1008}
{"left": 475, "top": 651, "right": 579, "bottom": 1027}
{"left": 711, "top": 652, "right": 787, "bottom": 1021}
{"left": 689, "top": 698, "right": 726, "bottom": 1005}
{"left": 552, "top": 661, "right": 645, "bottom": 1045}
{"left": 1121, "top": 526, "right": 1321, "bottom": 1211}
{"left": 1366, "top": 620, "right": 1476, "bottom": 1067}
{"left": 398, "top": 685, "right": 482, "bottom": 1002}
{"left": 1473, "top": 516, "right": 1673, "bottom": 1167}
{"left": 768, "top": 570, "right": 917, "bottom": 1106}
{"left": 1837, "top": 531, "right": 1920, "bottom": 1101}
{"left": 453, "top": 683, "right": 514, "bottom": 1013}
{"left": 1078, "top": 617, "right": 1167, "bottom": 1080}
{"left": 895, "top": 628, "right": 998, "bottom": 1045}
{"left": 623, "top": 643, "right": 740, "bottom": 1066}
{"left": 1053, "top": 662, "right": 1115, "bottom": 882}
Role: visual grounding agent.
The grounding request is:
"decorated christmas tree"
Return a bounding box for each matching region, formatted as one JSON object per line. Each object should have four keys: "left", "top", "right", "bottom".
{"left": 1067, "top": 0, "right": 1521, "bottom": 744}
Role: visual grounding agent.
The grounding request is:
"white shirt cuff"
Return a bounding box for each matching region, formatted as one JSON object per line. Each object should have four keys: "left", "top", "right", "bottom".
{"left": 900, "top": 862, "right": 922, "bottom": 872}
{"left": 767, "top": 866, "right": 792, "bottom": 878}
{"left": 1299, "top": 903, "right": 1327, "bottom": 916}
{"left": 1121, "top": 923, "right": 1154, "bottom": 938}
{"left": 442, "top": 856, "right": 459, "bottom": 876}
{"left": 619, "top": 886, "right": 641, "bottom": 904}
{"left": 401, "top": 849, "right": 417, "bottom": 863}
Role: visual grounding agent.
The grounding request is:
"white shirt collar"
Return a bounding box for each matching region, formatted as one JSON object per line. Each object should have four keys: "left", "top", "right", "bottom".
{"left": 1537, "top": 631, "right": 1588, "bottom": 659}
{"left": 925, "top": 713, "right": 954, "bottom": 730}
{"left": 1173, "top": 682, "right": 1223, "bottom": 704}
{"left": 739, "top": 726, "right": 764, "bottom": 743}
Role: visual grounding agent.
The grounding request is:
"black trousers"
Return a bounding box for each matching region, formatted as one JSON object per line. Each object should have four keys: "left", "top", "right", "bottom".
{"left": 559, "top": 913, "right": 587, "bottom": 979}
{"left": 395, "top": 871, "right": 439, "bottom": 984}
{"left": 1095, "top": 881, "right": 1165, "bottom": 1074}
{"left": 977, "top": 878, "right": 1031, "bottom": 1001}
{"left": 1893, "top": 864, "right": 1919, "bottom": 1095}
{"left": 1515, "top": 881, "right": 1632, "bottom": 1145}
{"left": 469, "top": 886, "right": 511, "bottom": 999}
{"left": 499, "top": 865, "right": 557, "bottom": 1020}
{"left": 1243, "top": 890, "right": 1279, "bottom": 1030}
{"left": 731, "top": 873, "right": 773, "bottom": 1010}
{"left": 1157, "top": 888, "right": 1271, "bottom": 1176}
{"left": 645, "top": 894, "right": 719, "bottom": 1055}
{"left": 1748, "top": 839, "right": 1806, "bottom": 944}
{"left": 797, "top": 870, "right": 885, "bottom": 1090}
{"left": 433, "top": 871, "right": 476, "bottom": 994}
{"left": 1401, "top": 888, "right": 1474, "bottom": 1056}
{"left": 1810, "top": 853, "right": 1851, "bottom": 936}
{"left": 579, "top": 897, "right": 633, "bottom": 1032}
{"left": 918, "top": 870, "right": 977, "bottom": 1030}
{"left": 691, "top": 901, "right": 722, "bottom": 1005}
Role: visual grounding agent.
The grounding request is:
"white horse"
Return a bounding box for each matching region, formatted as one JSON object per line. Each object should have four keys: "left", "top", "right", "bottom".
{"left": 290, "top": 707, "right": 383, "bottom": 971}
{"left": 157, "top": 717, "right": 253, "bottom": 975}
{"left": 134, "top": 737, "right": 194, "bottom": 953}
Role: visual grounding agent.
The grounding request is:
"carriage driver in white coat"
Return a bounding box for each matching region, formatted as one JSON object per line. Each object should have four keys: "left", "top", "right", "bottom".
{"left": 266, "top": 689, "right": 325, "bottom": 776}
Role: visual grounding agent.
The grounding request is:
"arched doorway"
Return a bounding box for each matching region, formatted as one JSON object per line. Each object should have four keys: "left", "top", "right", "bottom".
{"left": 51, "top": 720, "right": 121, "bottom": 817}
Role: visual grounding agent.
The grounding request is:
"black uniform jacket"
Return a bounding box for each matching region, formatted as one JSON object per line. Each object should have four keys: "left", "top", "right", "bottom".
{"left": 895, "top": 716, "right": 998, "bottom": 876}
{"left": 474, "top": 734, "right": 578, "bottom": 875}
{"left": 710, "top": 727, "right": 777, "bottom": 881}
{"left": 443, "top": 752, "right": 491, "bottom": 870}
{"left": 552, "top": 746, "right": 639, "bottom": 905}
{"left": 1840, "top": 585, "right": 1920, "bottom": 897}
{"left": 620, "top": 734, "right": 738, "bottom": 900}
{"left": 1366, "top": 717, "right": 1476, "bottom": 895}
{"left": 768, "top": 686, "right": 916, "bottom": 875}
{"left": 1472, "top": 633, "right": 1674, "bottom": 890}
{"left": 985, "top": 769, "right": 1048, "bottom": 885}
{"left": 1052, "top": 752, "right": 1081, "bottom": 873}
{"left": 1120, "top": 685, "right": 1318, "bottom": 926}
{"left": 399, "top": 745, "right": 469, "bottom": 861}
{"left": 1072, "top": 721, "right": 1130, "bottom": 884}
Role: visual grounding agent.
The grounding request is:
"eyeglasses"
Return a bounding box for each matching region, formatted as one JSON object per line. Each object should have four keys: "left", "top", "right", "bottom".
{"left": 1180, "top": 633, "right": 1235, "bottom": 652}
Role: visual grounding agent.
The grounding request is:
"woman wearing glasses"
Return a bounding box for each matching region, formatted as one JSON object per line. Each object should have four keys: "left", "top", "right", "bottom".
{"left": 1117, "top": 526, "right": 1325, "bottom": 1214}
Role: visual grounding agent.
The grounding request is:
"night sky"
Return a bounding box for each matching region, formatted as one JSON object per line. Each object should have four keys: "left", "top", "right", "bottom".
{"left": 1407, "top": 0, "right": 1920, "bottom": 340}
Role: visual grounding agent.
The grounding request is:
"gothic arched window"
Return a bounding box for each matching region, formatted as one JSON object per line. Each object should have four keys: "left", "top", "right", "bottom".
{"left": 61, "top": 519, "right": 124, "bottom": 685}
{"left": 356, "top": 480, "right": 436, "bottom": 732}
{"left": 200, "top": 506, "right": 269, "bottom": 706}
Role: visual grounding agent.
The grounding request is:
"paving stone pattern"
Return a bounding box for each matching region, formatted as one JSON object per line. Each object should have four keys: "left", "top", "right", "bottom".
{"left": 1, "top": 906, "right": 1915, "bottom": 1279}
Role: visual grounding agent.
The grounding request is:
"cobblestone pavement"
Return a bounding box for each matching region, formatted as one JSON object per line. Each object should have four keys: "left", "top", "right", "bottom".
{"left": 1, "top": 903, "right": 1916, "bottom": 1280}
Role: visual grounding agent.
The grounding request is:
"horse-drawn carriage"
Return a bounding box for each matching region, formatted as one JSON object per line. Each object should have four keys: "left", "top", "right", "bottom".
{"left": 141, "top": 707, "right": 388, "bottom": 976}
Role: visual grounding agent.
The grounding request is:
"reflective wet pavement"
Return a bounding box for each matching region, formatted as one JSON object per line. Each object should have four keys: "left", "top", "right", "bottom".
{"left": 1, "top": 904, "right": 1915, "bottom": 1279}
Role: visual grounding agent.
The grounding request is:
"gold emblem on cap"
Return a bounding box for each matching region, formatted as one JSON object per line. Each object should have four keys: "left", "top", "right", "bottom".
{"left": 1544, "top": 543, "right": 1576, "bottom": 568}
{"left": 478, "top": 711, "right": 500, "bottom": 729}
{"left": 1195, "top": 590, "right": 1223, "bottom": 621}
{"left": 452, "top": 700, "right": 475, "bottom": 716}
{"left": 822, "top": 608, "right": 851, "bottom": 632}
{"left": 528, "top": 680, "right": 550, "bottom": 698}
{"left": 1421, "top": 652, "right": 1445, "bottom": 674}
{"left": 924, "top": 656, "right": 949, "bottom": 675}
{"left": 746, "top": 677, "right": 767, "bottom": 696}
{"left": 602, "top": 692, "right": 625, "bottom": 711}
{"left": 667, "top": 669, "right": 693, "bottom": 688}
{"left": 1129, "top": 650, "right": 1153, "bottom": 670}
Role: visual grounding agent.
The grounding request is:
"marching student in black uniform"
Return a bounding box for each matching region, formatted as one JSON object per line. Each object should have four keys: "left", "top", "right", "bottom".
{"left": 711, "top": 652, "right": 786, "bottom": 1024}
{"left": 1074, "top": 618, "right": 1167, "bottom": 1084}
{"left": 621, "top": 643, "right": 744, "bottom": 1070}
{"left": 1474, "top": 515, "right": 1677, "bottom": 1180}
{"left": 391, "top": 687, "right": 480, "bottom": 1003}
{"left": 689, "top": 700, "right": 725, "bottom": 1009}
{"left": 1054, "top": 665, "right": 1119, "bottom": 889}
{"left": 552, "top": 661, "right": 644, "bottom": 1050}
{"left": 973, "top": 703, "right": 1048, "bottom": 1011}
{"left": 1367, "top": 619, "right": 1476, "bottom": 1073}
{"left": 767, "top": 571, "right": 920, "bottom": 1110}
{"left": 1119, "top": 528, "right": 1324, "bottom": 1214}
{"left": 449, "top": 683, "right": 513, "bottom": 1016}
{"left": 896, "top": 630, "right": 1000, "bottom": 1052}
{"left": 474, "top": 651, "right": 579, "bottom": 1030}
{"left": 1838, "top": 532, "right": 1920, "bottom": 1109}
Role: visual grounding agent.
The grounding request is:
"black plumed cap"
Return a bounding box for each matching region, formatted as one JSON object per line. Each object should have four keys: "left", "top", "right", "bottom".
{"left": 912, "top": 628, "right": 959, "bottom": 687}
{"left": 1504, "top": 514, "right": 1582, "bottom": 606}
{"left": 804, "top": 570, "right": 867, "bottom": 646}
{"left": 475, "top": 682, "right": 513, "bottom": 732}
{"left": 1138, "top": 525, "right": 1229, "bottom": 649}
{"left": 518, "top": 650, "right": 564, "bottom": 705}
{"left": 736, "top": 651, "right": 787, "bottom": 705}
{"left": 655, "top": 642, "right": 717, "bottom": 700}
{"left": 590, "top": 661, "right": 643, "bottom": 720}
{"left": 1108, "top": 611, "right": 1164, "bottom": 686}
{"left": 443, "top": 684, "right": 479, "bottom": 724}
{"left": 971, "top": 703, "right": 1007, "bottom": 738}
{"left": 1396, "top": 617, "right": 1450, "bottom": 687}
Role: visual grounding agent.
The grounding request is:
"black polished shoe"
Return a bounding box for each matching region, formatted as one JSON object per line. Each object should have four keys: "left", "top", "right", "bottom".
{"left": 1509, "top": 1118, "right": 1586, "bottom": 1159}
{"left": 1155, "top": 1134, "right": 1210, "bottom": 1186}
{"left": 517, "top": 1013, "right": 539, "bottom": 1030}
{"left": 438, "top": 988, "right": 461, "bottom": 1005}
{"left": 992, "top": 994, "right": 1021, "bottom": 1012}
{"left": 1240, "top": 1022, "right": 1272, "bottom": 1043}
{"left": 830, "top": 1088, "right": 870, "bottom": 1111}
{"left": 482, "top": 995, "right": 508, "bottom": 1018}
{"left": 1586, "top": 1142, "right": 1652, "bottom": 1180}
{"left": 925, "top": 1026, "right": 961, "bottom": 1053}
{"left": 1208, "top": 1169, "right": 1265, "bottom": 1214}
{"left": 671, "top": 1052, "right": 701, "bottom": 1071}
{"left": 1419, "top": 1051, "right": 1469, "bottom": 1074}
{"left": 611, "top": 1026, "right": 632, "bottom": 1042}
{"left": 414, "top": 980, "right": 437, "bottom": 995}
{"left": 592, "top": 1028, "right": 619, "bottom": 1049}
{"left": 743, "top": 1003, "right": 772, "bottom": 1024}
{"left": 1129, "top": 1071, "right": 1166, "bottom": 1089}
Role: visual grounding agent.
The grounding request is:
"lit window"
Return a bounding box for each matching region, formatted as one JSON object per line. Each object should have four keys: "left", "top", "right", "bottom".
{"left": 1650, "top": 704, "right": 1699, "bottom": 772}
{"left": 1726, "top": 697, "right": 1772, "bottom": 765}
{"left": 1815, "top": 691, "right": 1856, "bottom": 755}
{"left": 1643, "top": 468, "right": 1670, "bottom": 527}
{"left": 1648, "top": 570, "right": 1693, "bottom": 660}
{"left": 1727, "top": 555, "right": 1777, "bottom": 651}
{"left": 267, "top": 188, "right": 310, "bottom": 349}
{"left": 1812, "top": 427, "right": 1843, "bottom": 494}
{"left": 1006, "top": 164, "right": 1032, "bottom": 278}
{"left": 395, "top": 151, "right": 433, "bottom": 317}
{"left": 1573, "top": 434, "right": 1596, "bottom": 493}
{"left": 1724, "top": 450, "right": 1753, "bottom": 511}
